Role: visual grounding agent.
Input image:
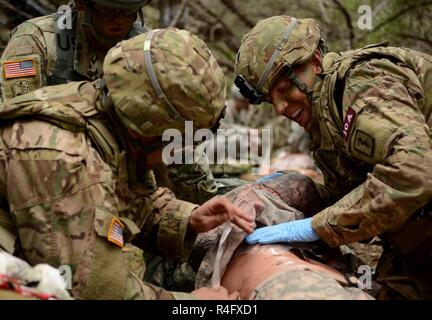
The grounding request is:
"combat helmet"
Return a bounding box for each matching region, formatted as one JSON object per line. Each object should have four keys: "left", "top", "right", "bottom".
{"left": 103, "top": 28, "right": 226, "bottom": 139}
{"left": 86, "top": 0, "right": 150, "bottom": 9}
{"left": 81, "top": 0, "right": 151, "bottom": 48}
{"left": 234, "top": 16, "right": 327, "bottom": 104}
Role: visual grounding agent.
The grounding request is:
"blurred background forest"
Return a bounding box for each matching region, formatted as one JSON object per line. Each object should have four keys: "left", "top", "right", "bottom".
{"left": 1, "top": 0, "right": 431, "bottom": 82}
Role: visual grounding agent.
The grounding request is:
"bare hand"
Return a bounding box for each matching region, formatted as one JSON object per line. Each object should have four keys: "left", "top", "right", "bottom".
{"left": 191, "top": 286, "right": 240, "bottom": 300}
{"left": 188, "top": 196, "right": 254, "bottom": 234}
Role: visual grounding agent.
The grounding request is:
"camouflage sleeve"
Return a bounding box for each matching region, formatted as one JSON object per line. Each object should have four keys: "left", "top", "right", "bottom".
{"left": 165, "top": 160, "right": 218, "bottom": 205}
{"left": 0, "top": 21, "right": 47, "bottom": 100}
{"left": 134, "top": 187, "right": 199, "bottom": 262}
{"left": 312, "top": 149, "right": 347, "bottom": 205}
{"left": 312, "top": 59, "right": 432, "bottom": 247}
{"left": 0, "top": 119, "right": 195, "bottom": 299}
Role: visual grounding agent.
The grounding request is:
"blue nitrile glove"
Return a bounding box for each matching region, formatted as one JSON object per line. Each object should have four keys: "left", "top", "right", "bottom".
{"left": 255, "top": 171, "right": 284, "bottom": 184}
{"left": 245, "top": 218, "right": 320, "bottom": 244}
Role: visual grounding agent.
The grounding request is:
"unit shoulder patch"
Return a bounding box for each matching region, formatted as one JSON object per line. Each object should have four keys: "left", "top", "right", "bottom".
{"left": 11, "top": 80, "right": 33, "bottom": 96}
{"left": 353, "top": 130, "right": 375, "bottom": 157}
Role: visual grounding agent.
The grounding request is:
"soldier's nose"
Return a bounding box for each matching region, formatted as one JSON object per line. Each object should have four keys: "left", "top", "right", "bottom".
{"left": 275, "top": 101, "right": 289, "bottom": 115}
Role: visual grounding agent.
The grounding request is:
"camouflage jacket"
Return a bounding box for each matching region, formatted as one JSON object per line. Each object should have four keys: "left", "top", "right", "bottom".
{"left": 0, "top": 81, "right": 197, "bottom": 299}
{"left": 0, "top": 12, "right": 145, "bottom": 101}
{"left": 0, "top": 12, "right": 217, "bottom": 205}
{"left": 310, "top": 44, "right": 432, "bottom": 248}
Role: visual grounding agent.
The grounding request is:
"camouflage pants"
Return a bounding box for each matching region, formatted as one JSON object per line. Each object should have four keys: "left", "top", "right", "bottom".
{"left": 143, "top": 253, "right": 196, "bottom": 292}
{"left": 250, "top": 269, "right": 373, "bottom": 300}
{"left": 376, "top": 203, "right": 432, "bottom": 299}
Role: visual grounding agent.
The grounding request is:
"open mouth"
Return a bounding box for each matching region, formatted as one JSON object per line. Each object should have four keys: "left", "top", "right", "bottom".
{"left": 290, "top": 108, "right": 303, "bottom": 124}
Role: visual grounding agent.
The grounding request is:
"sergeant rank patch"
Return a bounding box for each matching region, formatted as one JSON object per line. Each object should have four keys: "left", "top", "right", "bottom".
{"left": 3, "top": 58, "right": 36, "bottom": 79}
{"left": 107, "top": 217, "right": 125, "bottom": 248}
{"left": 354, "top": 130, "right": 375, "bottom": 157}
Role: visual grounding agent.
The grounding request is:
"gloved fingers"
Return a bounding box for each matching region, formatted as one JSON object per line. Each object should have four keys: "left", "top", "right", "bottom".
{"left": 244, "top": 234, "right": 258, "bottom": 244}
{"left": 255, "top": 171, "right": 284, "bottom": 184}
{"left": 257, "top": 236, "right": 284, "bottom": 244}
{"left": 245, "top": 225, "right": 277, "bottom": 244}
{"left": 254, "top": 229, "right": 283, "bottom": 244}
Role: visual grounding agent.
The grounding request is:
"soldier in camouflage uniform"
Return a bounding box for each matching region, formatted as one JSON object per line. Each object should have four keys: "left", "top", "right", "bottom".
{"left": 0, "top": 28, "right": 253, "bottom": 299}
{"left": 1, "top": 0, "right": 220, "bottom": 215}
{"left": 193, "top": 174, "right": 373, "bottom": 300}
{"left": 0, "top": 0, "right": 151, "bottom": 101}
{"left": 234, "top": 16, "right": 432, "bottom": 299}
{"left": 0, "top": 0, "right": 218, "bottom": 212}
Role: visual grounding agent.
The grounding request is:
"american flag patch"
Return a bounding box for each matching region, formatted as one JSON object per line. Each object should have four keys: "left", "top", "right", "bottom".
{"left": 3, "top": 58, "right": 36, "bottom": 79}
{"left": 107, "top": 217, "right": 125, "bottom": 248}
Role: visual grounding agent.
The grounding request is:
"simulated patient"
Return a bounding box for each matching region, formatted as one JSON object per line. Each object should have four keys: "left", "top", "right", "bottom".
{"left": 193, "top": 172, "right": 374, "bottom": 300}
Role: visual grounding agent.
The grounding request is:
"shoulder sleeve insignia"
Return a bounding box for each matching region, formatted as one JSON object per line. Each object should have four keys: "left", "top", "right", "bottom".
{"left": 3, "top": 58, "right": 36, "bottom": 79}
{"left": 353, "top": 130, "right": 375, "bottom": 157}
{"left": 11, "top": 80, "right": 33, "bottom": 96}
{"left": 107, "top": 217, "right": 125, "bottom": 248}
{"left": 343, "top": 107, "right": 357, "bottom": 141}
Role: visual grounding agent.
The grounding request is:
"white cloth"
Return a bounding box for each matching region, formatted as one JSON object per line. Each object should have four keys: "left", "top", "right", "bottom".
{"left": 0, "top": 252, "right": 72, "bottom": 299}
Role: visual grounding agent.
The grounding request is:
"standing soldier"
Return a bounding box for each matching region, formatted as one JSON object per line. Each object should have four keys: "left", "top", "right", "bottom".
{"left": 0, "top": 0, "right": 151, "bottom": 101}
{"left": 0, "top": 28, "right": 253, "bottom": 299}
{"left": 234, "top": 16, "right": 432, "bottom": 299}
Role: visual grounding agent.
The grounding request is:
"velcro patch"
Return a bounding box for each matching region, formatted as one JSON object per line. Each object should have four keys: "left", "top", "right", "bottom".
{"left": 107, "top": 217, "right": 125, "bottom": 248}
{"left": 11, "top": 80, "right": 33, "bottom": 96}
{"left": 343, "top": 107, "right": 356, "bottom": 141}
{"left": 354, "top": 130, "right": 375, "bottom": 157}
{"left": 3, "top": 58, "right": 36, "bottom": 79}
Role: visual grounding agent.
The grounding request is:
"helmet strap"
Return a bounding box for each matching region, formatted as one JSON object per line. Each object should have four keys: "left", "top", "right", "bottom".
{"left": 283, "top": 66, "right": 315, "bottom": 102}
{"left": 138, "top": 9, "right": 145, "bottom": 27}
{"left": 143, "top": 30, "right": 196, "bottom": 131}
{"left": 100, "top": 85, "right": 156, "bottom": 186}
{"left": 256, "top": 17, "right": 298, "bottom": 93}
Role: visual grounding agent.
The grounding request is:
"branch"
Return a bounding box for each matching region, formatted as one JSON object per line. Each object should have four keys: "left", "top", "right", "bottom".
{"left": 0, "top": 0, "right": 33, "bottom": 19}
{"left": 396, "top": 32, "right": 432, "bottom": 47}
{"left": 218, "top": 0, "right": 255, "bottom": 28}
{"left": 332, "top": 0, "right": 354, "bottom": 48}
{"left": 26, "top": 0, "right": 52, "bottom": 16}
{"left": 169, "top": 0, "right": 189, "bottom": 28}
{"left": 372, "top": 0, "right": 391, "bottom": 15}
{"left": 357, "top": 1, "right": 432, "bottom": 43}
{"left": 317, "top": 0, "right": 331, "bottom": 25}
{"left": 196, "top": 0, "right": 239, "bottom": 48}
{"left": 189, "top": 0, "right": 239, "bottom": 51}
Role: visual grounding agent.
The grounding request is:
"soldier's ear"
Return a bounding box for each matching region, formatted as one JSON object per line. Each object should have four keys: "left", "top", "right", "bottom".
{"left": 311, "top": 51, "right": 322, "bottom": 75}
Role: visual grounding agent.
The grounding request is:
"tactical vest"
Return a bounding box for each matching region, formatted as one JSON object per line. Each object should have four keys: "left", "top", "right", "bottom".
{"left": 315, "top": 43, "right": 431, "bottom": 155}
{"left": 48, "top": 11, "right": 148, "bottom": 85}
{"left": 315, "top": 44, "right": 432, "bottom": 261}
